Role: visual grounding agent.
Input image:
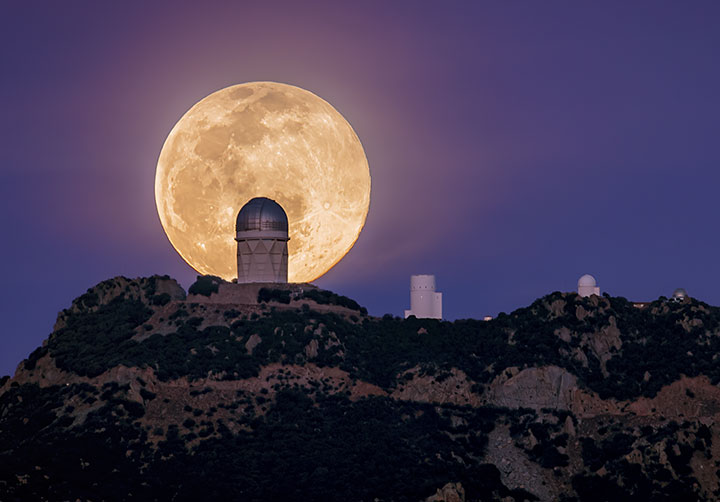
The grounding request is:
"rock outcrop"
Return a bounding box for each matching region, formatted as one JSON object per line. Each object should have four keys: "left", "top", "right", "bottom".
{"left": 486, "top": 365, "right": 578, "bottom": 411}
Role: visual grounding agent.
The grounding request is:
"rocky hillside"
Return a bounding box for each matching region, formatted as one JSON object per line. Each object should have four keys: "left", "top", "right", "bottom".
{"left": 2, "top": 275, "right": 720, "bottom": 501}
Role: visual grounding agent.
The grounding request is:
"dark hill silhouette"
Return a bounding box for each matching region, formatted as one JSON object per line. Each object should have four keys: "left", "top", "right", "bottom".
{"left": 2, "top": 275, "right": 719, "bottom": 501}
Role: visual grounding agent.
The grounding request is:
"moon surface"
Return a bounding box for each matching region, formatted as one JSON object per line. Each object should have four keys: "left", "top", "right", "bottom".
{"left": 155, "top": 82, "right": 371, "bottom": 283}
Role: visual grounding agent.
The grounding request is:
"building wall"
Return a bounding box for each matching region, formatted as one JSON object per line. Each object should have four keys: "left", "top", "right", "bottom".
{"left": 433, "top": 292, "right": 442, "bottom": 319}
{"left": 578, "top": 285, "right": 600, "bottom": 297}
{"left": 405, "top": 275, "right": 442, "bottom": 319}
{"left": 236, "top": 229, "right": 288, "bottom": 283}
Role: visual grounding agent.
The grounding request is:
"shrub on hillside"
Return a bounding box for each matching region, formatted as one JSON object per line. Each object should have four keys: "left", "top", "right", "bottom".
{"left": 301, "top": 289, "right": 367, "bottom": 314}
{"left": 257, "top": 288, "right": 291, "bottom": 304}
{"left": 48, "top": 297, "right": 152, "bottom": 377}
{"left": 151, "top": 293, "right": 171, "bottom": 306}
{"left": 188, "top": 276, "right": 222, "bottom": 297}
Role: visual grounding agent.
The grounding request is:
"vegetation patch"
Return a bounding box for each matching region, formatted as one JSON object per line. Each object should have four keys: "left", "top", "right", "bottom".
{"left": 300, "top": 289, "right": 368, "bottom": 314}
{"left": 188, "top": 275, "right": 222, "bottom": 297}
{"left": 41, "top": 283, "right": 720, "bottom": 399}
{"left": 0, "top": 384, "right": 537, "bottom": 501}
{"left": 48, "top": 297, "right": 152, "bottom": 377}
{"left": 257, "top": 287, "right": 291, "bottom": 304}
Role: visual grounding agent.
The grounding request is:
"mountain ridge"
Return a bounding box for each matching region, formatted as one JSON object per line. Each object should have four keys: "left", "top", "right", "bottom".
{"left": 2, "top": 275, "right": 720, "bottom": 501}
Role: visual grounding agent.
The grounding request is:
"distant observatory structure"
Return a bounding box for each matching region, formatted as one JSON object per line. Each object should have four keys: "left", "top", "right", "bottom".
{"left": 578, "top": 274, "right": 600, "bottom": 297}
{"left": 235, "top": 197, "right": 289, "bottom": 283}
{"left": 671, "top": 288, "right": 689, "bottom": 302}
{"left": 404, "top": 275, "right": 442, "bottom": 320}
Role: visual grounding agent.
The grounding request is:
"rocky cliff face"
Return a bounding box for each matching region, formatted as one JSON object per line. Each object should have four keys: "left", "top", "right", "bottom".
{"left": 2, "top": 276, "right": 720, "bottom": 501}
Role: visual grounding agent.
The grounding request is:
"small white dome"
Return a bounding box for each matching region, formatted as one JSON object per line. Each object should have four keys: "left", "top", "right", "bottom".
{"left": 578, "top": 274, "right": 597, "bottom": 287}
{"left": 672, "top": 288, "right": 688, "bottom": 299}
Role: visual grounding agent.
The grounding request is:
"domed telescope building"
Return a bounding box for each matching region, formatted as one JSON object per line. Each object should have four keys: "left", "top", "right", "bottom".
{"left": 671, "top": 288, "right": 689, "bottom": 302}
{"left": 577, "top": 274, "right": 600, "bottom": 297}
{"left": 235, "top": 197, "right": 289, "bottom": 283}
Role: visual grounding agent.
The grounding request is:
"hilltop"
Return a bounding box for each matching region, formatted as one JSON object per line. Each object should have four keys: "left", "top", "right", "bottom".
{"left": 2, "top": 275, "right": 720, "bottom": 501}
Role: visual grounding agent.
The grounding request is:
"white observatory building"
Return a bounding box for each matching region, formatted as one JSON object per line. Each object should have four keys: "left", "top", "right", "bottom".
{"left": 404, "top": 275, "right": 442, "bottom": 319}
{"left": 671, "top": 288, "right": 689, "bottom": 302}
{"left": 577, "top": 274, "right": 600, "bottom": 297}
{"left": 235, "top": 197, "right": 289, "bottom": 283}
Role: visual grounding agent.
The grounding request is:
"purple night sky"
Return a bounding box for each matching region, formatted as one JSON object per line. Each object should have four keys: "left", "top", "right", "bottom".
{"left": 2, "top": 2, "right": 719, "bottom": 376}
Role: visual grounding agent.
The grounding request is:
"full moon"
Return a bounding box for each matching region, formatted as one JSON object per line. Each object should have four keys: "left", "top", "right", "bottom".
{"left": 155, "top": 82, "right": 371, "bottom": 283}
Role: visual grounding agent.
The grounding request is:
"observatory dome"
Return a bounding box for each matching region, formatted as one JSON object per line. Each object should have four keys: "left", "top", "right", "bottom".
{"left": 578, "top": 274, "right": 597, "bottom": 287}
{"left": 236, "top": 197, "right": 288, "bottom": 232}
{"left": 672, "top": 288, "right": 688, "bottom": 299}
